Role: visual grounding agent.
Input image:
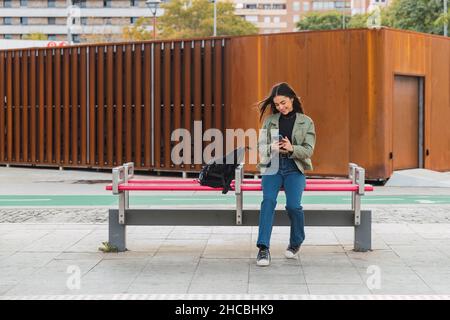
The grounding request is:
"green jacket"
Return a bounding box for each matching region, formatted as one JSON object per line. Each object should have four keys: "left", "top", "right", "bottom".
{"left": 257, "top": 112, "right": 316, "bottom": 174}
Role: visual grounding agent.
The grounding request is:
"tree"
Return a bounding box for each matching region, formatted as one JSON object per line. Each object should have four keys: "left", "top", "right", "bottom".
{"left": 296, "top": 11, "right": 351, "bottom": 31}
{"left": 22, "top": 33, "right": 48, "bottom": 40}
{"left": 122, "top": 17, "right": 153, "bottom": 41}
{"left": 385, "top": 0, "right": 446, "bottom": 35}
{"left": 158, "top": 0, "right": 258, "bottom": 39}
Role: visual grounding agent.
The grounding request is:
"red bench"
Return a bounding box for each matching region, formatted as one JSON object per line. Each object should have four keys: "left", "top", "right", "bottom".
{"left": 106, "top": 162, "right": 373, "bottom": 252}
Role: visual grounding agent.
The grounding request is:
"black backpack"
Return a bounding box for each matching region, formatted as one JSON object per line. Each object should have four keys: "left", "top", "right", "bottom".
{"left": 198, "top": 147, "right": 247, "bottom": 194}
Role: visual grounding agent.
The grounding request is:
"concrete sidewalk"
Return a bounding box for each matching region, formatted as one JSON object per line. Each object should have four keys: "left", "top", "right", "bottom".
{"left": 1, "top": 222, "right": 450, "bottom": 297}
{"left": 1, "top": 166, "right": 450, "bottom": 298}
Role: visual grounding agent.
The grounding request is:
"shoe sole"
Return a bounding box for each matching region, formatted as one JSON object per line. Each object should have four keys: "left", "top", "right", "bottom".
{"left": 284, "top": 251, "right": 299, "bottom": 259}
{"left": 256, "top": 260, "right": 270, "bottom": 267}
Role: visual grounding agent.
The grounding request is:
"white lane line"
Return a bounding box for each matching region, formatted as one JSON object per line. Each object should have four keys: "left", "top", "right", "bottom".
{"left": 0, "top": 199, "right": 52, "bottom": 202}
{"left": 162, "top": 198, "right": 229, "bottom": 201}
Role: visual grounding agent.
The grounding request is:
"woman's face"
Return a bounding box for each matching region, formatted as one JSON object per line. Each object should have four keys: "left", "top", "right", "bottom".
{"left": 273, "top": 95, "right": 294, "bottom": 115}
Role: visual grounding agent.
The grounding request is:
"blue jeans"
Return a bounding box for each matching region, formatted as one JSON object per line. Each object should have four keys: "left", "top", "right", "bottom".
{"left": 257, "top": 158, "right": 306, "bottom": 249}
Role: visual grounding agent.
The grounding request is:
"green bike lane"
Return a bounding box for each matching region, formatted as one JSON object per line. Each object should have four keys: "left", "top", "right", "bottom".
{"left": 1, "top": 194, "right": 450, "bottom": 206}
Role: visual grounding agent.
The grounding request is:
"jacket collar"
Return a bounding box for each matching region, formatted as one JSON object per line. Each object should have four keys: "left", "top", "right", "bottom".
{"left": 268, "top": 112, "right": 306, "bottom": 127}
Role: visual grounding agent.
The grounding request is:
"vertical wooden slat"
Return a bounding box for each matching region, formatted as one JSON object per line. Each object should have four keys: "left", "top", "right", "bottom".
{"left": 6, "top": 52, "right": 13, "bottom": 162}
{"left": 173, "top": 42, "right": 181, "bottom": 170}
{"left": 0, "top": 52, "right": 5, "bottom": 162}
{"left": 97, "top": 46, "right": 105, "bottom": 166}
{"left": 193, "top": 41, "right": 202, "bottom": 169}
{"left": 134, "top": 45, "right": 142, "bottom": 168}
{"left": 143, "top": 44, "right": 151, "bottom": 168}
{"left": 106, "top": 46, "right": 114, "bottom": 166}
{"left": 79, "top": 47, "right": 87, "bottom": 165}
{"left": 54, "top": 49, "right": 62, "bottom": 164}
{"left": 46, "top": 49, "right": 53, "bottom": 163}
{"left": 22, "top": 50, "right": 29, "bottom": 162}
{"left": 63, "top": 48, "right": 70, "bottom": 165}
{"left": 71, "top": 47, "right": 78, "bottom": 164}
{"left": 203, "top": 41, "right": 212, "bottom": 133}
{"left": 115, "top": 45, "right": 123, "bottom": 166}
{"left": 125, "top": 45, "right": 132, "bottom": 163}
{"left": 163, "top": 43, "right": 171, "bottom": 168}
{"left": 29, "top": 50, "right": 36, "bottom": 163}
{"left": 89, "top": 47, "right": 96, "bottom": 165}
{"left": 214, "top": 39, "right": 223, "bottom": 133}
{"left": 183, "top": 41, "right": 192, "bottom": 169}
{"left": 13, "top": 51, "right": 21, "bottom": 162}
{"left": 154, "top": 43, "right": 161, "bottom": 168}
{"left": 38, "top": 51, "right": 45, "bottom": 163}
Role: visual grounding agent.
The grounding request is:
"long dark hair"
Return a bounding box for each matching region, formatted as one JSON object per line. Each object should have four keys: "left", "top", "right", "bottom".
{"left": 258, "top": 82, "right": 304, "bottom": 121}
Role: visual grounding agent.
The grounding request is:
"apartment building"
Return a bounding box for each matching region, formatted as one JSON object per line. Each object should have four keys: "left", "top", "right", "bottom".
{"left": 0, "top": 0, "right": 162, "bottom": 43}
{"left": 235, "top": 1, "right": 353, "bottom": 34}
{"left": 352, "top": 0, "right": 391, "bottom": 15}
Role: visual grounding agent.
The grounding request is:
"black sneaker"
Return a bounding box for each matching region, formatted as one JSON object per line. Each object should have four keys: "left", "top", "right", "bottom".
{"left": 284, "top": 245, "right": 300, "bottom": 259}
{"left": 256, "top": 248, "right": 271, "bottom": 266}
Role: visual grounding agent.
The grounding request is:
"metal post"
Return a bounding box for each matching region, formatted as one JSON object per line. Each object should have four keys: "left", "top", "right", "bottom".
{"left": 213, "top": 0, "right": 217, "bottom": 36}
{"left": 354, "top": 167, "right": 365, "bottom": 226}
{"left": 349, "top": 163, "right": 357, "bottom": 210}
{"left": 445, "top": 0, "right": 448, "bottom": 37}
{"left": 235, "top": 164, "right": 243, "bottom": 225}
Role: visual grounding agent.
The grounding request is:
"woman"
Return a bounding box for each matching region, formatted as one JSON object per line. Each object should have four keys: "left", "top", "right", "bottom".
{"left": 256, "top": 82, "right": 316, "bottom": 267}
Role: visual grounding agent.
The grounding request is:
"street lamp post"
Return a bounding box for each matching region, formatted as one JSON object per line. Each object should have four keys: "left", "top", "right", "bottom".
{"left": 209, "top": 0, "right": 217, "bottom": 36}
{"left": 145, "top": 0, "right": 163, "bottom": 40}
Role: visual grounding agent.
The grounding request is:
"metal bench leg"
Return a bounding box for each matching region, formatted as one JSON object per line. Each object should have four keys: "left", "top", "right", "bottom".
{"left": 109, "top": 209, "right": 127, "bottom": 252}
{"left": 354, "top": 210, "right": 371, "bottom": 252}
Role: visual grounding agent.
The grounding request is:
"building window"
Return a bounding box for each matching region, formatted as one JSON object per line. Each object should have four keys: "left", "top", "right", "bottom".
{"left": 272, "top": 4, "right": 286, "bottom": 9}
{"left": 273, "top": 16, "right": 280, "bottom": 23}
{"left": 130, "top": 17, "right": 139, "bottom": 24}
{"left": 104, "top": 0, "right": 112, "bottom": 8}
{"left": 81, "top": 17, "right": 88, "bottom": 25}
{"left": 3, "top": 0, "right": 12, "bottom": 8}
{"left": 20, "top": 17, "right": 28, "bottom": 25}
{"left": 5, "top": 34, "right": 13, "bottom": 39}
{"left": 105, "top": 18, "right": 112, "bottom": 25}
{"left": 245, "top": 15, "right": 258, "bottom": 23}
{"left": 293, "top": 15, "right": 300, "bottom": 23}
{"left": 20, "top": 0, "right": 28, "bottom": 6}
{"left": 4, "top": 17, "right": 12, "bottom": 25}
{"left": 293, "top": 1, "right": 300, "bottom": 11}
{"left": 73, "top": 0, "right": 87, "bottom": 7}
{"left": 48, "top": 34, "right": 57, "bottom": 40}
{"left": 130, "top": 0, "right": 138, "bottom": 6}
{"left": 48, "top": 17, "right": 56, "bottom": 24}
{"left": 48, "top": 0, "right": 56, "bottom": 8}
{"left": 72, "top": 34, "right": 81, "bottom": 43}
{"left": 264, "top": 16, "right": 271, "bottom": 23}
{"left": 303, "top": 2, "right": 310, "bottom": 11}
{"left": 244, "top": 4, "right": 257, "bottom": 9}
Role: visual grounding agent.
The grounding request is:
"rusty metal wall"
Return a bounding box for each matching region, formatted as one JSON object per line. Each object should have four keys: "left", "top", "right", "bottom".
{"left": 0, "top": 38, "right": 228, "bottom": 171}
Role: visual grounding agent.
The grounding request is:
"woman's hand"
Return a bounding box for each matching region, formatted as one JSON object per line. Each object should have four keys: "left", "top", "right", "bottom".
{"left": 280, "top": 137, "right": 293, "bottom": 152}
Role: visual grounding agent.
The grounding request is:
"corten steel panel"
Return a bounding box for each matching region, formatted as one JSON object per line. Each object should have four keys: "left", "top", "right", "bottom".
{"left": 429, "top": 38, "right": 450, "bottom": 171}
{"left": 393, "top": 76, "right": 420, "bottom": 170}
{"left": 0, "top": 52, "right": 5, "bottom": 162}
{"left": 173, "top": 42, "right": 182, "bottom": 170}
{"left": 21, "top": 51, "right": 29, "bottom": 162}
{"left": 63, "top": 48, "right": 71, "bottom": 165}
{"left": 46, "top": 49, "right": 53, "bottom": 164}
{"left": 106, "top": 46, "right": 114, "bottom": 167}
{"left": 125, "top": 45, "right": 133, "bottom": 163}
{"left": 114, "top": 45, "right": 124, "bottom": 167}
{"left": 193, "top": 41, "right": 202, "bottom": 171}
{"left": 163, "top": 43, "right": 171, "bottom": 169}
{"left": 54, "top": 49, "right": 62, "bottom": 164}
{"left": 183, "top": 41, "right": 192, "bottom": 170}
{"left": 6, "top": 52, "right": 13, "bottom": 162}
{"left": 29, "top": 50, "right": 37, "bottom": 163}
{"left": 214, "top": 39, "right": 223, "bottom": 133}
{"left": 37, "top": 51, "right": 44, "bottom": 163}
{"left": 88, "top": 47, "right": 96, "bottom": 166}
{"left": 14, "top": 51, "right": 21, "bottom": 162}
{"left": 134, "top": 45, "right": 143, "bottom": 169}
{"left": 79, "top": 47, "right": 88, "bottom": 166}
{"left": 71, "top": 47, "right": 79, "bottom": 165}
{"left": 143, "top": 44, "right": 151, "bottom": 168}
{"left": 154, "top": 43, "right": 161, "bottom": 168}
{"left": 97, "top": 46, "right": 105, "bottom": 166}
